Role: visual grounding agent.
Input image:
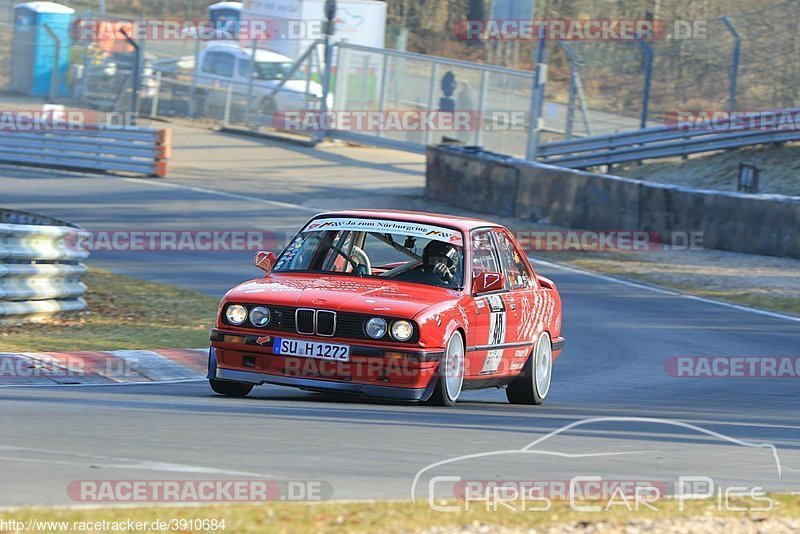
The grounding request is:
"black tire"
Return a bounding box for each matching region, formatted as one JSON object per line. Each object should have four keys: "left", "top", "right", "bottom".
{"left": 506, "top": 332, "right": 552, "bottom": 405}
{"left": 209, "top": 379, "right": 253, "bottom": 398}
{"left": 426, "top": 331, "right": 465, "bottom": 407}
{"left": 259, "top": 96, "right": 278, "bottom": 116}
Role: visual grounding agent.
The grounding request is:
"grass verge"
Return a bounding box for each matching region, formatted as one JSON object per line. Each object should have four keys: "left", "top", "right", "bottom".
{"left": 0, "top": 269, "right": 218, "bottom": 353}
{"left": 532, "top": 252, "right": 800, "bottom": 317}
{"left": 3, "top": 495, "right": 799, "bottom": 533}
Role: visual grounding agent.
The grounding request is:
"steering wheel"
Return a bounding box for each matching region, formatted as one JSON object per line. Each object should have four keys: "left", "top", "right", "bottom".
{"left": 350, "top": 246, "right": 372, "bottom": 275}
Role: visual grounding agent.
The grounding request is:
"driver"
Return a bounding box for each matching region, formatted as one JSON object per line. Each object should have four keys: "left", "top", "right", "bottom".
{"left": 422, "top": 240, "right": 460, "bottom": 283}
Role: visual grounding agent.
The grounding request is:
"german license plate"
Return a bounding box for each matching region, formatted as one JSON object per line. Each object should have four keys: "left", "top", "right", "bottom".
{"left": 273, "top": 338, "right": 350, "bottom": 362}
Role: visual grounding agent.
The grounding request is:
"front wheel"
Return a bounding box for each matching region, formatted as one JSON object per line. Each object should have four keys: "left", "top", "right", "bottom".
{"left": 209, "top": 379, "right": 253, "bottom": 398}
{"left": 426, "top": 331, "right": 465, "bottom": 407}
{"left": 506, "top": 332, "right": 552, "bottom": 405}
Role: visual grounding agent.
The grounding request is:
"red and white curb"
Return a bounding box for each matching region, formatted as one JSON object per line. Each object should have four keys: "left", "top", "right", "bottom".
{"left": 0, "top": 349, "right": 207, "bottom": 386}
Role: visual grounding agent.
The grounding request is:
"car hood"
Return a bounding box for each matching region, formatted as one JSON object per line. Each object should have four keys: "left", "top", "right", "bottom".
{"left": 225, "top": 273, "right": 460, "bottom": 318}
{"left": 263, "top": 79, "right": 323, "bottom": 97}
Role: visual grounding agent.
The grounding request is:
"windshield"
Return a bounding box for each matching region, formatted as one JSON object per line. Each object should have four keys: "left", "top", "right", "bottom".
{"left": 252, "top": 60, "right": 303, "bottom": 81}
{"left": 274, "top": 218, "right": 465, "bottom": 289}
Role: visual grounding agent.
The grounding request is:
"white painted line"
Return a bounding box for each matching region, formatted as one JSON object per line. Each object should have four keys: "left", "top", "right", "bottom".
{"left": 532, "top": 257, "right": 800, "bottom": 324}
{"left": 120, "top": 177, "right": 323, "bottom": 213}
{"left": 0, "top": 378, "right": 205, "bottom": 388}
{"left": 0, "top": 446, "right": 273, "bottom": 478}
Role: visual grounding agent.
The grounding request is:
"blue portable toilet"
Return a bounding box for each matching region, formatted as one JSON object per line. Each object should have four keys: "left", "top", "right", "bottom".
{"left": 9, "top": 2, "right": 74, "bottom": 98}
{"left": 209, "top": 2, "right": 242, "bottom": 39}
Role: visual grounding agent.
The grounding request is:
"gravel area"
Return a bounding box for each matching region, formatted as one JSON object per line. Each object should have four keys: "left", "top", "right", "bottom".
{"left": 614, "top": 143, "right": 800, "bottom": 197}
{"left": 421, "top": 516, "right": 800, "bottom": 534}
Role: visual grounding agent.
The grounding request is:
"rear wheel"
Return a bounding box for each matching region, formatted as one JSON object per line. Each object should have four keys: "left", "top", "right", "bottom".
{"left": 506, "top": 332, "right": 552, "bottom": 405}
{"left": 209, "top": 379, "right": 253, "bottom": 398}
{"left": 426, "top": 331, "right": 465, "bottom": 407}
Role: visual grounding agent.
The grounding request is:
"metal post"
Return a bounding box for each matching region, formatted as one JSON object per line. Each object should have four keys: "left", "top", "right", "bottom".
{"left": 359, "top": 53, "right": 370, "bottom": 108}
{"left": 189, "top": 39, "right": 200, "bottom": 117}
{"left": 721, "top": 16, "right": 741, "bottom": 112}
{"left": 303, "top": 43, "right": 316, "bottom": 111}
{"left": 150, "top": 70, "right": 162, "bottom": 116}
{"left": 223, "top": 83, "right": 233, "bottom": 126}
{"left": 42, "top": 24, "right": 60, "bottom": 101}
{"left": 475, "top": 70, "right": 489, "bottom": 147}
{"left": 560, "top": 40, "right": 593, "bottom": 138}
{"left": 525, "top": 37, "right": 548, "bottom": 160}
{"left": 424, "top": 63, "right": 440, "bottom": 145}
{"left": 120, "top": 28, "right": 140, "bottom": 124}
{"left": 80, "top": 35, "right": 93, "bottom": 100}
{"left": 377, "top": 53, "right": 389, "bottom": 138}
{"left": 566, "top": 66, "right": 576, "bottom": 139}
{"left": 246, "top": 39, "right": 258, "bottom": 128}
{"left": 638, "top": 39, "right": 653, "bottom": 130}
{"left": 314, "top": 0, "right": 337, "bottom": 143}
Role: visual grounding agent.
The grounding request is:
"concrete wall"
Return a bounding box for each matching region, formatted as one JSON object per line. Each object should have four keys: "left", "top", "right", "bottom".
{"left": 427, "top": 145, "right": 800, "bottom": 259}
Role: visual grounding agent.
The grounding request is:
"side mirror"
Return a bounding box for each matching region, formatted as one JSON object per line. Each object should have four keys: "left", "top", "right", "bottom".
{"left": 472, "top": 272, "right": 504, "bottom": 295}
{"left": 254, "top": 251, "right": 277, "bottom": 275}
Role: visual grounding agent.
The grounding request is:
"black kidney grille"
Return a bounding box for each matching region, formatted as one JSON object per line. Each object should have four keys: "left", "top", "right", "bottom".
{"left": 316, "top": 311, "right": 336, "bottom": 336}
{"left": 295, "top": 309, "right": 315, "bottom": 334}
{"left": 336, "top": 314, "right": 367, "bottom": 339}
{"left": 230, "top": 305, "right": 415, "bottom": 343}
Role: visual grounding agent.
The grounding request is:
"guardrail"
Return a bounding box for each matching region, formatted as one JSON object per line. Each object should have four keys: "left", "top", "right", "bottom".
{"left": 0, "top": 210, "right": 90, "bottom": 325}
{"left": 0, "top": 124, "right": 171, "bottom": 177}
{"left": 537, "top": 108, "right": 800, "bottom": 168}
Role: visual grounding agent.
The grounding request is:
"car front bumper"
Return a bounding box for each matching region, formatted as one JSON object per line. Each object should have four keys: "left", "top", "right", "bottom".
{"left": 214, "top": 366, "right": 431, "bottom": 401}
{"left": 209, "top": 329, "right": 442, "bottom": 401}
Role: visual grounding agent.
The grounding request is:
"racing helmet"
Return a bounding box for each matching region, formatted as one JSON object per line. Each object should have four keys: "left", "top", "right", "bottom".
{"left": 422, "top": 240, "right": 459, "bottom": 272}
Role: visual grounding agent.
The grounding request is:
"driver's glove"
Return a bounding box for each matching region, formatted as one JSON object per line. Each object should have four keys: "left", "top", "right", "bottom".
{"left": 432, "top": 262, "right": 454, "bottom": 283}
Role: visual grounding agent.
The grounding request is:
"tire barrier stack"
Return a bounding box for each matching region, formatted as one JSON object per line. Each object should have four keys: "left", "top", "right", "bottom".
{"left": 0, "top": 209, "right": 90, "bottom": 325}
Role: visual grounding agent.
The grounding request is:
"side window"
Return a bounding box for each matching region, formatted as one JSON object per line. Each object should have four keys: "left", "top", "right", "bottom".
{"left": 215, "top": 53, "right": 235, "bottom": 77}
{"left": 238, "top": 58, "right": 251, "bottom": 78}
{"left": 201, "top": 52, "right": 218, "bottom": 74}
{"left": 471, "top": 230, "right": 501, "bottom": 278}
{"left": 494, "top": 230, "right": 531, "bottom": 290}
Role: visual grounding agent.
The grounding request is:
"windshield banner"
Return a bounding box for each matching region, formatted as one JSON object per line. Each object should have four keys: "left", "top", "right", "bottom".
{"left": 302, "top": 218, "right": 464, "bottom": 246}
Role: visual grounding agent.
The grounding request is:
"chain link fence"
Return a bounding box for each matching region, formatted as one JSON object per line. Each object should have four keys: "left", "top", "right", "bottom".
{"left": 2, "top": 0, "right": 799, "bottom": 157}
{"left": 545, "top": 0, "right": 800, "bottom": 137}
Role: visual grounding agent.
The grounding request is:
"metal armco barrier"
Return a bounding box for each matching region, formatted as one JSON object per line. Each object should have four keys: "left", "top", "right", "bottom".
{"left": 0, "top": 209, "right": 90, "bottom": 324}
{"left": 537, "top": 108, "right": 800, "bottom": 169}
{"left": 0, "top": 124, "right": 171, "bottom": 177}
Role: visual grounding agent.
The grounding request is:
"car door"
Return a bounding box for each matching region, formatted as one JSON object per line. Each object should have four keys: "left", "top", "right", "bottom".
{"left": 492, "top": 228, "right": 538, "bottom": 374}
{"left": 198, "top": 51, "right": 235, "bottom": 90}
{"left": 464, "top": 229, "right": 511, "bottom": 379}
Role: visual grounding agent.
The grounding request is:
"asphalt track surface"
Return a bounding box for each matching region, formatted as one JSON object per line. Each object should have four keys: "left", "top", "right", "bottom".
{"left": 1, "top": 157, "right": 799, "bottom": 507}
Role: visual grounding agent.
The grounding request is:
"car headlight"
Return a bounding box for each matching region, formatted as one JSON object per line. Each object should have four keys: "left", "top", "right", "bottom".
{"left": 390, "top": 320, "right": 414, "bottom": 341}
{"left": 365, "top": 317, "right": 388, "bottom": 339}
{"left": 225, "top": 304, "right": 247, "bottom": 325}
{"left": 249, "top": 306, "right": 271, "bottom": 328}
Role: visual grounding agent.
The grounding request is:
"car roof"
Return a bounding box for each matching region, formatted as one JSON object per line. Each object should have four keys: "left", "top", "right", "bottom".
{"left": 311, "top": 209, "right": 502, "bottom": 233}
{"left": 205, "top": 44, "right": 291, "bottom": 62}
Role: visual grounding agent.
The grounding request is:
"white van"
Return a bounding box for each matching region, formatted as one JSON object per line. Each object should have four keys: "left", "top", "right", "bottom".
{"left": 195, "top": 43, "right": 329, "bottom": 114}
